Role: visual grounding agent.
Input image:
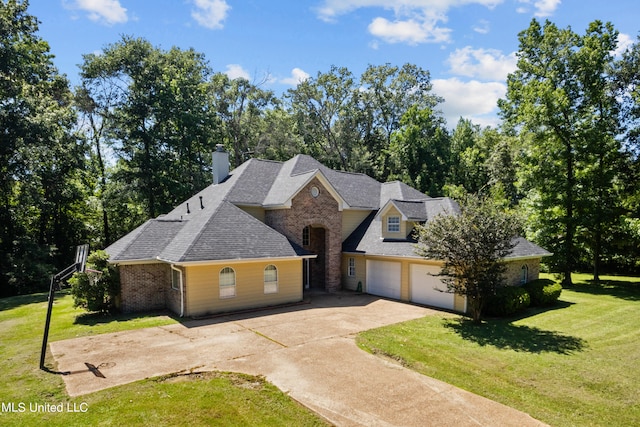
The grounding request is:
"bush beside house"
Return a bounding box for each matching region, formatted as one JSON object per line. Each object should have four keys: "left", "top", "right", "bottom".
{"left": 69, "top": 250, "right": 120, "bottom": 313}
{"left": 484, "top": 278, "right": 562, "bottom": 317}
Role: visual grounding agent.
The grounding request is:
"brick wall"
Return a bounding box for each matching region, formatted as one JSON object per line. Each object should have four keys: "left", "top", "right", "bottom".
{"left": 265, "top": 177, "right": 342, "bottom": 291}
{"left": 118, "top": 263, "right": 170, "bottom": 313}
{"left": 503, "top": 259, "right": 541, "bottom": 286}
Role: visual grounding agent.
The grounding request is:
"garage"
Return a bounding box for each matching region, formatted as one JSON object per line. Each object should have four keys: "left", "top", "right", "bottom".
{"left": 366, "top": 260, "right": 401, "bottom": 299}
{"left": 410, "top": 264, "right": 455, "bottom": 310}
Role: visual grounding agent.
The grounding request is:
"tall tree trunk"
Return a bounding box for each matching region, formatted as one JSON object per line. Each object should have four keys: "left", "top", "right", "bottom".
{"left": 563, "top": 139, "right": 575, "bottom": 287}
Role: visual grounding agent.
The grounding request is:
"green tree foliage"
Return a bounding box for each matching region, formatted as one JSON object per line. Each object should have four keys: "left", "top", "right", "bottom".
{"left": 69, "top": 250, "right": 120, "bottom": 313}
{"left": 415, "top": 195, "right": 521, "bottom": 323}
{"left": 210, "top": 73, "right": 278, "bottom": 167}
{"left": 0, "top": 0, "right": 88, "bottom": 296}
{"left": 386, "top": 106, "right": 450, "bottom": 195}
{"left": 79, "top": 36, "right": 218, "bottom": 222}
{"left": 500, "top": 19, "right": 624, "bottom": 285}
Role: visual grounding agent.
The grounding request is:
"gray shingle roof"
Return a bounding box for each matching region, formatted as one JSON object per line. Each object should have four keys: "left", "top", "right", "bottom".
{"left": 106, "top": 219, "right": 185, "bottom": 261}
{"left": 106, "top": 153, "right": 549, "bottom": 265}
{"left": 161, "top": 201, "right": 303, "bottom": 262}
{"left": 344, "top": 197, "right": 549, "bottom": 260}
{"left": 380, "top": 181, "right": 430, "bottom": 206}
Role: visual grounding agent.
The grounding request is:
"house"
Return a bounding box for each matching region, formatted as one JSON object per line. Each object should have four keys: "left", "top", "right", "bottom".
{"left": 105, "top": 146, "right": 550, "bottom": 317}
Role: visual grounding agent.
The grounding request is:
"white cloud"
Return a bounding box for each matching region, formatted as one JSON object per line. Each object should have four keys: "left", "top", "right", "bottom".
{"left": 224, "top": 64, "right": 250, "bottom": 80}
{"left": 516, "top": 0, "right": 560, "bottom": 17}
{"left": 614, "top": 33, "right": 634, "bottom": 57}
{"left": 533, "top": 0, "right": 561, "bottom": 17}
{"left": 368, "top": 16, "right": 451, "bottom": 44}
{"left": 473, "top": 19, "right": 490, "bottom": 34}
{"left": 191, "top": 0, "right": 230, "bottom": 30}
{"left": 447, "top": 46, "right": 517, "bottom": 81}
{"left": 66, "top": 0, "right": 128, "bottom": 25}
{"left": 432, "top": 78, "right": 506, "bottom": 127}
{"left": 280, "top": 68, "right": 311, "bottom": 86}
{"left": 315, "top": 0, "right": 504, "bottom": 45}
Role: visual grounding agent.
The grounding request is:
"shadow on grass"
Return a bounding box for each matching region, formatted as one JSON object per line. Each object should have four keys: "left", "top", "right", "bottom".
{"left": 570, "top": 279, "right": 640, "bottom": 301}
{"left": 73, "top": 309, "right": 178, "bottom": 326}
{"left": 0, "top": 292, "right": 50, "bottom": 312}
{"left": 445, "top": 317, "right": 587, "bottom": 354}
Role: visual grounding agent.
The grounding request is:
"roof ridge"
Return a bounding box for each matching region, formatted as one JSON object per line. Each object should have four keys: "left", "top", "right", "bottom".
{"left": 173, "top": 199, "right": 227, "bottom": 262}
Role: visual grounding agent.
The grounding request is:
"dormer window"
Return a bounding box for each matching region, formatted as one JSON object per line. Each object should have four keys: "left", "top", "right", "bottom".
{"left": 387, "top": 216, "right": 400, "bottom": 233}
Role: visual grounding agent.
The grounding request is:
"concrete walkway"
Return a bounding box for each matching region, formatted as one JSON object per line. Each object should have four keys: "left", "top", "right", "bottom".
{"left": 50, "top": 293, "right": 547, "bottom": 426}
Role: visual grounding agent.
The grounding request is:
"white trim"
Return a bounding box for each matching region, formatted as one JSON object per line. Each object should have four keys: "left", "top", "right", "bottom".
{"left": 376, "top": 200, "right": 408, "bottom": 221}
{"left": 264, "top": 170, "right": 350, "bottom": 211}
{"left": 156, "top": 255, "right": 317, "bottom": 267}
{"left": 171, "top": 265, "right": 185, "bottom": 317}
{"left": 387, "top": 216, "right": 401, "bottom": 233}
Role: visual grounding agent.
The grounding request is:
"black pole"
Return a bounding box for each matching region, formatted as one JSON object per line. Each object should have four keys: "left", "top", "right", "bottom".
{"left": 40, "top": 275, "right": 57, "bottom": 370}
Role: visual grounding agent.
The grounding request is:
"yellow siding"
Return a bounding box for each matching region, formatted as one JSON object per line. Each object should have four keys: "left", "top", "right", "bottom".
{"left": 341, "top": 210, "right": 372, "bottom": 241}
{"left": 184, "top": 259, "right": 302, "bottom": 317}
{"left": 341, "top": 254, "right": 366, "bottom": 291}
{"left": 238, "top": 206, "right": 266, "bottom": 222}
{"left": 381, "top": 206, "right": 408, "bottom": 239}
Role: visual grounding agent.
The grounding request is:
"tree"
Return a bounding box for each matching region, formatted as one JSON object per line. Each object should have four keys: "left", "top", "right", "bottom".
{"left": 358, "top": 63, "right": 442, "bottom": 179}
{"left": 499, "top": 19, "right": 622, "bottom": 285}
{"left": 286, "top": 65, "right": 359, "bottom": 171}
{"left": 69, "top": 250, "right": 120, "bottom": 313}
{"left": 80, "top": 36, "right": 218, "bottom": 222}
{"left": 414, "top": 195, "right": 521, "bottom": 323}
{"left": 210, "top": 73, "right": 277, "bottom": 167}
{"left": 1, "top": 0, "right": 87, "bottom": 295}
{"left": 386, "top": 105, "right": 450, "bottom": 195}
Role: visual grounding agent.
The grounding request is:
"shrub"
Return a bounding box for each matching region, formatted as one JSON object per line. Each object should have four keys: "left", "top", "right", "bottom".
{"left": 484, "top": 285, "right": 530, "bottom": 317}
{"left": 69, "top": 250, "right": 120, "bottom": 313}
{"left": 524, "top": 279, "right": 562, "bottom": 306}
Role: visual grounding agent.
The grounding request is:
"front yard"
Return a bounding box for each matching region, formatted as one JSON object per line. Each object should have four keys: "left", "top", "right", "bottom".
{"left": 357, "top": 273, "right": 640, "bottom": 426}
{"left": 0, "top": 291, "right": 328, "bottom": 426}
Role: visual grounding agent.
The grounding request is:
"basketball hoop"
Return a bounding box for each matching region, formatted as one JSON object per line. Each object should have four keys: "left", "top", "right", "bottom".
{"left": 85, "top": 268, "right": 103, "bottom": 286}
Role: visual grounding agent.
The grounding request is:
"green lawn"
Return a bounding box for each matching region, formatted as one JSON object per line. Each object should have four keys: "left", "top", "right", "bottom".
{"left": 357, "top": 273, "right": 640, "bottom": 427}
{"left": 0, "top": 291, "right": 328, "bottom": 426}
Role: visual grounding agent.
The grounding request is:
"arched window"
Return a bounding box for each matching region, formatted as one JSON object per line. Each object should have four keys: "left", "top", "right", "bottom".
{"left": 264, "top": 265, "right": 278, "bottom": 294}
{"left": 521, "top": 264, "right": 529, "bottom": 284}
{"left": 219, "top": 267, "right": 236, "bottom": 298}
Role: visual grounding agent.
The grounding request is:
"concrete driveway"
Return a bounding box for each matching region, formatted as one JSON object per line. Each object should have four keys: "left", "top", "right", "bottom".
{"left": 51, "top": 292, "right": 547, "bottom": 426}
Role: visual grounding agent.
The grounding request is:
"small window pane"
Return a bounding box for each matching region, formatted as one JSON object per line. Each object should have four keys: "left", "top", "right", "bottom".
{"left": 220, "top": 267, "right": 236, "bottom": 298}
{"left": 520, "top": 265, "right": 528, "bottom": 284}
{"left": 348, "top": 257, "right": 356, "bottom": 277}
{"left": 171, "top": 268, "right": 181, "bottom": 290}
{"left": 264, "top": 265, "right": 278, "bottom": 294}
{"left": 302, "top": 226, "right": 310, "bottom": 246}
{"left": 387, "top": 216, "right": 400, "bottom": 232}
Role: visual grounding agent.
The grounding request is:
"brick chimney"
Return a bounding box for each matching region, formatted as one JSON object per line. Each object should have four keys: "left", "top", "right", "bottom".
{"left": 212, "top": 144, "right": 229, "bottom": 185}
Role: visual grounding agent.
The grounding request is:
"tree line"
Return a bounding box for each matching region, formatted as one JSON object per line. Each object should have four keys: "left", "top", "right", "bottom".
{"left": 1, "top": 0, "right": 639, "bottom": 296}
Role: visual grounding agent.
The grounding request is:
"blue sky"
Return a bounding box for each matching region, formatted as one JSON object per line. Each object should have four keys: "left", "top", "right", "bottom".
{"left": 29, "top": 0, "right": 640, "bottom": 127}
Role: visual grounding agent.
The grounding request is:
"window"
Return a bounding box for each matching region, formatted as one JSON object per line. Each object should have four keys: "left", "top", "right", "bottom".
{"left": 348, "top": 257, "right": 356, "bottom": 277}
{"left": 171, "top": 267, "right": 182, "bottom": 290}
{"left": 521, "top": 264, "right": 529, "bottom": 284}
{"left": 387, "top": 216, "right": 400, "bottom": 233}
{"left": 302, "top": 226, "right": 310, "bottom": 246}
{"left": 264, "top": 265, "right": 278, "bottom": 294}
{"left": 219, "top": 267, "right": 236, "bottom": 298}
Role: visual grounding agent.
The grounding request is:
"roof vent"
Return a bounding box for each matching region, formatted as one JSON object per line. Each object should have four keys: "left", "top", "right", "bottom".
{"left": 212, "top": 144, "right": 229, "bottom": 185}
{"left": 199, "top": 196, "right": 204, "bottom": 209}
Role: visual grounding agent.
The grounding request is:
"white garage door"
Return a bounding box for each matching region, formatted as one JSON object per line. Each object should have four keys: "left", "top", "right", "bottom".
{"left": 366, "top": 260, "right": 401, "bottom": 299}
{"left": 410, "top": 264, "right": 455, "bottom": 310}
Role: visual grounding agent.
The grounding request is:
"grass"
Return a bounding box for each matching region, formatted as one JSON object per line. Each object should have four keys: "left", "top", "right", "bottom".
{"left": 0, "top": 290, "right": 328, "bottom": 426}
{"left": 357, "top": 273, "right": 640, "bottom": 427}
